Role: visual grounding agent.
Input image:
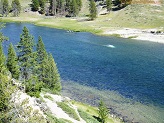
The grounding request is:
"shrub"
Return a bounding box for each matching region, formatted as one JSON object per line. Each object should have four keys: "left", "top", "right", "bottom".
{"left": 44, "top": 95, "right": 54, "bottom": 101}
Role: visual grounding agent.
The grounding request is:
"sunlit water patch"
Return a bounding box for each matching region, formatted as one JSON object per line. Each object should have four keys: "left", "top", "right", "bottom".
{"left": 104, "top": 44, "right": 116, "bottom": 48}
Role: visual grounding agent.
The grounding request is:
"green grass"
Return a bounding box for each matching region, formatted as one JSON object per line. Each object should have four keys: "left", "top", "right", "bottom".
{"left": 73, "top": 101, "right": 122, "bottom": 123}
{"left": 73, "top": 101, "right": 98, "bottom": 116}
{"left": 57, "top": 102, "right": 80, "bottom": 121}
{"left": 128, "top": 35, "right": 138, "bottom": 39}
{"left": 1, "top": 2, "right": 164, "bottom": 35}
{"left": 78, "top": 109, "right": 100, "bottom": 123}
{"left": 1, "top": 0, "right": 164, "bottom": 33}
{"left": 45, "top": 112, "right": 73, "bottom": 123}
{"left": 94, "top": 4, "right": 164, "bottom": 29}
{"left": 44, "top": 95, "right": 54, "bottom": 101}
{"left": 108, "top": 34, "right": 121, "bottom": 37}
{"left": 62, "top": 81, "right": 124, "bottom": 123}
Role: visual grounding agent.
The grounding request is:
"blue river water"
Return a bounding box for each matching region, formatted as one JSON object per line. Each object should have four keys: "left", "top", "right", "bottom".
{"left": 2, "top": 23, "right": 164, "bottom": 122}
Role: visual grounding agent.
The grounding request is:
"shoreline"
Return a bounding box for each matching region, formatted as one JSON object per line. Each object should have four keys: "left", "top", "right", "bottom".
{"left": 61, "top": 80, "right": 164, "bottom": 123}
{"left": 1, "top": 17, "right": 164, "bottom": 44}
{"left": 103, "top": 28, "right": 164, "bottom": 43}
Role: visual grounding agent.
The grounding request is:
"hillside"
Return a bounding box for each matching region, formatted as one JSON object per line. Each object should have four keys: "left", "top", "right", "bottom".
{"left": 5, "top": 0, "right": 164, "bottom": 30}
{"left": 11, "top": 80, "right": 122, "bottom": 123}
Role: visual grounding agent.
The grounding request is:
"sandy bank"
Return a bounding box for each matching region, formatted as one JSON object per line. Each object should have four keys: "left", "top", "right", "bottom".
{"left": 104, "top": 28, "right": 164, "bottom": 43}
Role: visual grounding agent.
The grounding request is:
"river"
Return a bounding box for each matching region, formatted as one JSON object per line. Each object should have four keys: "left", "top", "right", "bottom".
{"left": 2, "top": 23, "right": 164, "bottom": 123}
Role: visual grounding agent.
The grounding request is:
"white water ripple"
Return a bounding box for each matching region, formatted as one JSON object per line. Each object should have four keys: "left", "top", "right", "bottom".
{"left": 104, "top": 44, "right": 116, "bottom": 48}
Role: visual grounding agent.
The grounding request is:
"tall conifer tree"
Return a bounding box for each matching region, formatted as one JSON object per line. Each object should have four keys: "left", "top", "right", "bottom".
{"left": 0, "top": 43, "right": 6, "bottom": 74}
{"left": 48, "top": 54, "right": 61, "bottom": 93}
{"left": 50, "top": 0, "right": 57, "bottom": 15}
{"left": 2, "top": 0, "right": 9, "bottom": 17}
{"left": 39, "top": 0, "right": 46, "bottom": 14}
{"left": 0, "top": 42, "right": 13, "bottom": 122}
{"left": 76, "top": 0, "right": 82, "bottom": 11}
{"left": 17, "top": 27, "right": 43, "bottom": 97}
{"left": 6, "top": 43, "right": 20, "bottom": 79}
{"left": 40, "top": 53, "right": 50, "bottom": 84}
{"left": 70, "top": 0, "right": 78, "bottom": 16}
{"left": 36, "top": 36, "right": 47, "bottom": 81}
{"left": 89, "top": 0, "right": 97, "bottom": 20}
{"left": 36, "top": 40, "right": 61, "bottom": 93}
{"left": 31, "top": 0, "right": 40, "bottom": 11}
{"left": 36, "top": 36, "right": 47, "bottom": 64}
{"left": 17, "top": 26, "right": 34, "bottom": 81}
{"left": 11, "top": 0, "right": 21, "bottom": 16}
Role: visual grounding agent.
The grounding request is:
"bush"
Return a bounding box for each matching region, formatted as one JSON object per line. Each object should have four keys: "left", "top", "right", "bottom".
{"left": 25, "top": 77, "right": 44, "bottom": 98}
{"left": 44, "top": 95, "right": 54, "bottom": 101}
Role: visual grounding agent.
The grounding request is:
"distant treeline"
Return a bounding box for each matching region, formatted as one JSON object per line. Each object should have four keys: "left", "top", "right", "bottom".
{"left": 0, "top": 0, "right": 132, "bottom": 19}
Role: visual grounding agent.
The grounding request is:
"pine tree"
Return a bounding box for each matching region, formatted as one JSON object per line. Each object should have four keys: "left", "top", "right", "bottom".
{"left": 25, "top": 75, "right": 43, "bottom": 97}
{"left": 36, "top": 36, "right": 61, "bottom": 93}
{"left": 40, "top": 53, "right": 50, "bottom": 85}
{"left": 0, "top": 26, "right": 8, "bottom": 43}
{"left": 17, "top": 27, "right": 44, "bottom": 97}
{"left": 31, "top": 0, "right": 40, "bottom": 11}
{"left": 0, "top": 74, "right": 8, "bottom": 111}
{"left": 76, "top": 0, "right": 82, "bottom": 11}
{"left": 56, "top": 0, "right": 65, "bottom": 14}
{"left": 17, "top": 26, "right": 34, "bottom": 81}
{"left": 0, "top": 42, "right": 13, "bottom": 121}
{"left": 25, "top": 48, "right": 43, "bottom": 98}
{"left": 6, "top": 43, "right": 20, "bottom": 79}
{"left": 89, "top": 0, "right": 97, "bottom": 20}
{"left": 11, "top": 0, "right": 21, "bottom": 16}
{"left": 70, "top": 0, "right": 78, "bottom": 16}
{"left": 0, "top": 43, "right": 6, "bottom": 75}
{"left": 0, "top": 38, "right": 6, "bottom": 112}
{"left": 65, "top": 0, "right": 71, "bottom": 13}
{"left": 98, "top": 100, "right": 109, "bottom": 123}
{"left": 48, "top": 54, "right": 61, "bottom": 93}
{"left": 38, "top": 52, "right": 62, "bottom": 93}
{"left": 49, "top": 0, "right": 57, "bottom": 15}
{"left": 106, "top": 0, "right": 112, "bottom": 12}
{"left": 36, "top": 36, "right": 47, "bottom": 81}
{"left": 2, "top": 0, "right": 9, "bottom": 17}
{"left": 0, "top": 73, "right": 12, "bottom": 121}
{"left": 39, "top": 0, "right": 46, "bottom": 14}
{"left": 36, "top": 36, "right": 47, "bottom": 64}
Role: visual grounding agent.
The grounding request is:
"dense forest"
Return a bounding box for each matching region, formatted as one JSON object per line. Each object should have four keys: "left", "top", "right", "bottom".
{"left": 0, "top": 0, "right": 132, "bottom": 19}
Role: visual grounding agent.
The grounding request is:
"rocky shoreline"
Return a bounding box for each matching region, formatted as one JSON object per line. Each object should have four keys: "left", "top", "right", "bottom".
{"left": 104, "top": 28, "right": 164, "bottom": 43}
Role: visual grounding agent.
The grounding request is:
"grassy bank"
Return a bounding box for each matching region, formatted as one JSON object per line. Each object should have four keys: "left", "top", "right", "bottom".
{"left": 0, "top": 14, "right": 102, "bottom": 34}
{"left": 61, "top": 81, "right": 164, "bottom": 123}
{"left": 73, "top": 101, "right": 123, "bottom": 123}
{"left": 1, "top": 2, "right": 164, "bottom": 35}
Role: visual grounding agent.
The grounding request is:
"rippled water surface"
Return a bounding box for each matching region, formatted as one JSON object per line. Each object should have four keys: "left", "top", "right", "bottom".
{"left": 2, "top": 23, "right": 164, "bottom": 122}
